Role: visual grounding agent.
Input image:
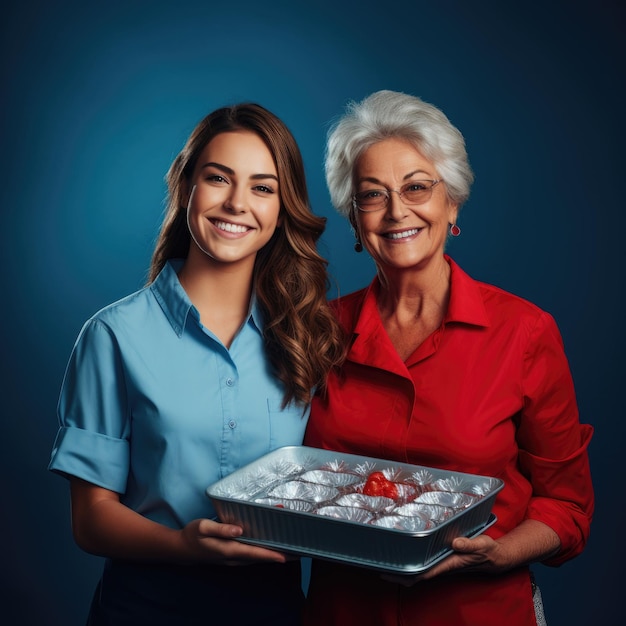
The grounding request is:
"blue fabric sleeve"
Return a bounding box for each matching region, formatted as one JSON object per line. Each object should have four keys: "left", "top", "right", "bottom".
{"left": 49, "top": 427, "right": 129, "bottom": 493}
{"left": 48, "top": 318, "right": 131, "bottom": 493}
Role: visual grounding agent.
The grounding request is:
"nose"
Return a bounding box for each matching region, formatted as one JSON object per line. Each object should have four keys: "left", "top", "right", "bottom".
{"left": 385, "top": 189, "right": 409, "bottom": 220}
{"left": 224, "top": 185, "right": 247, "bottom": 213}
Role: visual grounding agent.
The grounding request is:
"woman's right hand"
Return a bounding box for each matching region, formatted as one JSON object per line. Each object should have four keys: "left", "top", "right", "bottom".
{"left": 179, "top": 518, "right": 289, "bottom": 565}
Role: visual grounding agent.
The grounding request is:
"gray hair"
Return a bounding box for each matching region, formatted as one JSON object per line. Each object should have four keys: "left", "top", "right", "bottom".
{"left": 324, "top": 90, "right": 474, "bottom": 217}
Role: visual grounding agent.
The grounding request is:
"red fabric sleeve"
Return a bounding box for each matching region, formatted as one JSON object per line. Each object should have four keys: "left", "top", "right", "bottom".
{"left": 517, "top": 311, "right": 594, "bottom": 565}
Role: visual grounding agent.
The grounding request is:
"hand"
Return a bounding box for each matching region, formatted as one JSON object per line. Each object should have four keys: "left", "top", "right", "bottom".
{"left": 381, "top": 519, "right": 561, "bottom": 587}
{"left": 423, "top": 534, "right": 507, "bottom": 577}
{"left": 382, "top": 534, "right": 507, "bottom": 587}
{"left": 70, "top": 479, "right": 299, "bottom": 566}
{"left": 180, "top": 518, "right": 291, "bottom": 566}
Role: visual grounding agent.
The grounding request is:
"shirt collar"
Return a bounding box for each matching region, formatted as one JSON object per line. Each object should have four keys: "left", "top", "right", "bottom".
{"left": 443, "top": 255, "right": 490, "bottom": 327}
{"left": 150, "top": 260, "right": 195, "bottom": 337}
{"left": 247, "top": 293, "right": 264, "bottom": 333}
{"left": 150, "top": 259, "right": 264, "bottom": 338}
{"left": 354, "top": 255, "right": 490, "bottom": 335}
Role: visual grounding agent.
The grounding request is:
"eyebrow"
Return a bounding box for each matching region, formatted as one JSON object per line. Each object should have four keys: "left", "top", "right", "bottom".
{"left": 201, "top": 162, "right": 279, "bottom": 182}
{"left": 357, "top": 169, "right": 432, "bottom": 185}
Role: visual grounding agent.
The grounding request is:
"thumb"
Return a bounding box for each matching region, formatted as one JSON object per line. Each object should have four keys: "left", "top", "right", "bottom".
{"left": 452, "top": 537, "right": 472, "bottom": 552}
{"left": 197, "top": 518, "right": 243, "bottom": 538}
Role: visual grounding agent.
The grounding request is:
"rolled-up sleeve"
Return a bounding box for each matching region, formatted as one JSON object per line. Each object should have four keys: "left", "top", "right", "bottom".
{"left": 48, "top": 318, "right": 131, "bottom": 494}
{"left": 518, "top": 312, "right": 594, "bottom": 566}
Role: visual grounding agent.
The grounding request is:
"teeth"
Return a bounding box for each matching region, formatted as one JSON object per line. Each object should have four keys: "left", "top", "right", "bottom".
{"left": 215, "top": 220, "right": 248, "bottom": 233}
{"left": 387, "top": 228, "right": 420, "bottom": 240}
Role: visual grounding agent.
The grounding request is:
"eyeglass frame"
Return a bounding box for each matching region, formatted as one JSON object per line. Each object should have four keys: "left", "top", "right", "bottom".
{"left": 351, "top": 179, "right": 443, "bottom": 212}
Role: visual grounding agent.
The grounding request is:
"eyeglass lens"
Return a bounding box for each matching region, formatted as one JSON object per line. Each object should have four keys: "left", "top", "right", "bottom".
{"left": 354, "top": 180, "right": 439, "bottom": 210}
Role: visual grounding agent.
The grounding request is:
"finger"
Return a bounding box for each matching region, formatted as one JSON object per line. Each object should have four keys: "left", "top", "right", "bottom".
{"left": 220, "top": 541, "right": 288, "bottom": 564}
{"left": 413, "top": 552, "right": 473, "bottom": 580}
{"left": 451, "top": 535, "right": 491, "bottom": 553}
{"left": 197, "top": 518, "right": 243, "bottom": 538}
{"left": 193, "top": 520, "right": 294, "bottom": 564}
{"left": 452, "top": 537, "right": 473, "bottom": 552}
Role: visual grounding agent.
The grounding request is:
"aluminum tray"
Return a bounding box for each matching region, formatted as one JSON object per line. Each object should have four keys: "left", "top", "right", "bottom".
{"left": 206, "top": 446, "right": 503, "bottom": 574}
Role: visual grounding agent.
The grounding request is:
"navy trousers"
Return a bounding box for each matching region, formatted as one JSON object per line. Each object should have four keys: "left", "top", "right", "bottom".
{"left": 86, "top": 558, "right": 304, "bottom": 626}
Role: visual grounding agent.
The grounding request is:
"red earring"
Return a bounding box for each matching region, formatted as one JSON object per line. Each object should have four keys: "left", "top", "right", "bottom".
{"left": 449, "top": 223, "right": 461, "bottom": 237}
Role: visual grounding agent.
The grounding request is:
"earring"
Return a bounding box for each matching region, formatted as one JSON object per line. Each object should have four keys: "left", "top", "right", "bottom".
{"left": 449, "top": 223, "right": 461, "bottom": 237}
{"left": 354, "top": 240, "right": 363, "bottom": 253}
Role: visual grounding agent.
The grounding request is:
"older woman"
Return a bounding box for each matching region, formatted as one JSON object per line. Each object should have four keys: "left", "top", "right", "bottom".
{"left": 303, "top": 90, "right": 594, "bottom": 626}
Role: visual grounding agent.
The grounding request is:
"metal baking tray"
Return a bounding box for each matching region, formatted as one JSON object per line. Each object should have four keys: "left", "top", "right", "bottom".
{"left": 206, "top": 446, "right": 503, "bottom": 574}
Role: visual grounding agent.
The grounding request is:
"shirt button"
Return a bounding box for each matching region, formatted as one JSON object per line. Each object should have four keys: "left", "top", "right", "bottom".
{"left": 226, "top": 378, "right": 234, "bottom": 387}
{"left": 228, "top": 420, "right": 237, "bottom": 429}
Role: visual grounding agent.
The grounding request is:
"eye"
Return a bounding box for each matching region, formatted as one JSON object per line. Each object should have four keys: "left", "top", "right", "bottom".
{"left": 358, "top": 189, "right": 385, "bottom": 199}
{"left": 205, "top": 174, "right": 228, "bottom": 184}
{"left": 253, "top": 184, "right": 275, "bottom": 194}
{"left": 405, "top": 181, "right": 428, "bottom": 192}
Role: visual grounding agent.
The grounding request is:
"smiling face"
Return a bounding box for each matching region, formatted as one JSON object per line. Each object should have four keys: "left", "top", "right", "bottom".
{"left": 353, "top": 137, "right": 458, "bottom": 273}
{"left": 185, "top": 130, "right": 281, "bottom": 269}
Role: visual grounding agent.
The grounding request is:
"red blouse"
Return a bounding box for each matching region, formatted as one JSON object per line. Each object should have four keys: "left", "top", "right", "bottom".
{"left": 303, "top": 256, "right": 594, "bottom": 626}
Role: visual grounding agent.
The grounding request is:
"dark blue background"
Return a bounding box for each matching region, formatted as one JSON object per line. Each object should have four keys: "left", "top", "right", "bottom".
{"left": 1, "top": 1, "right": 623, "bottom": 624}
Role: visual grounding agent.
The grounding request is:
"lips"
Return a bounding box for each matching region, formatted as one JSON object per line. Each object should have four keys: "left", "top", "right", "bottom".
{"left": 384, "top": 227, "right": 421, "bottom": 240}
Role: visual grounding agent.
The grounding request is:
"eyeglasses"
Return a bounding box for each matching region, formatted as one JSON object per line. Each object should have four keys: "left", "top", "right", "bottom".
{"left": 352, "top": 179, "right": 443, "bottom": 212}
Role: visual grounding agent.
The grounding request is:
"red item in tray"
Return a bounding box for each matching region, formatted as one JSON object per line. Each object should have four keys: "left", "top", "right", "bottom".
{"left": 363, "top": 471, "right": 399, "bottom": 499}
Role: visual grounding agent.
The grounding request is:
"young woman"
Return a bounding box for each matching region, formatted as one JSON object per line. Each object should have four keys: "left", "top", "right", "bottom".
{"left": 49, "top": 102, "right": 344, "bottom": 626}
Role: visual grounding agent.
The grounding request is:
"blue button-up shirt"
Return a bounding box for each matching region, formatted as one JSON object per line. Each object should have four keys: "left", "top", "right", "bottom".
{"left": 48, "top": 260, "right": 309, "bottom": 528}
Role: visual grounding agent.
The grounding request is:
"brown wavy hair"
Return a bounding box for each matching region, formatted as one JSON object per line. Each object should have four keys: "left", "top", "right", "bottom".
{"left": 149, "top": 103, "right": 345, "bottom": 406}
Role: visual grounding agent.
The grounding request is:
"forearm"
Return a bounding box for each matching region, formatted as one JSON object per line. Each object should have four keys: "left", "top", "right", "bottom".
{"left": 492, "top": 519, "right": 561, "bottom": 568}
{"left": 446, "top": 518, "right": 562, "bottom": 577}
{"left": 69, "top": 478, "right": 287, "bottom": 566}
{"left": 71, "top": 483, "right": 190, "bottom": 563}
{"left": 411, "top": 518, "right": 562, "bottom": 583}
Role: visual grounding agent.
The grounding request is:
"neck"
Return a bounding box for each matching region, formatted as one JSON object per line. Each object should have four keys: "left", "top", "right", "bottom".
{"left": 376, "top": 255, "right": 451, "bottom": 322}
{"left": 177, "top": 247, "right": 255, "bottom": 343}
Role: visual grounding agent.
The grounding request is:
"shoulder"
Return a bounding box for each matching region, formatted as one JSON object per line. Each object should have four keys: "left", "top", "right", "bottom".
{"left": 452, "top": 257, "right": 548, "bottom": 318}
{"left": 478, "top": 280, "right": 545, "bottom": 316}
{"left": 477, "top": 282, "right": 549, "bottom": 319}
{"left": 473, "top": 278, "right": 562, "bottom": 346}
{"left": 448, "top": 257, "right": 560, "bottom": 339}
{"left": 83, "top": 285, "right": 155, "bottom": 335}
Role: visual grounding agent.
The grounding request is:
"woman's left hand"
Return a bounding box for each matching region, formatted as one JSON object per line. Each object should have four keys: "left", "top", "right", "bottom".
{"left": 383, "top": 534, "right": 505, "bottom": 587}
{"left": 382, "top": 519, "right": 561, "bottom": 587}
